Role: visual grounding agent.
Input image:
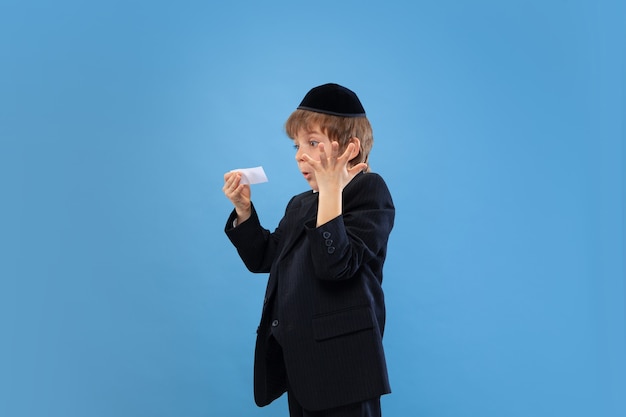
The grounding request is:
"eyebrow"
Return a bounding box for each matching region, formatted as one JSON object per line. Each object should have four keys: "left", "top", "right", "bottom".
{"left": 303, "top": 131, "right": 323, "bottom": 139}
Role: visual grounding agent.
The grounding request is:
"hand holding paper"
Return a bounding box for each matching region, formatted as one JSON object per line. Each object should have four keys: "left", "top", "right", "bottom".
{"left": 223, "top": 167, "right": 267, "bottom": 225}
{"left": 230, "top": 166, "right": 268, "bottom": 185}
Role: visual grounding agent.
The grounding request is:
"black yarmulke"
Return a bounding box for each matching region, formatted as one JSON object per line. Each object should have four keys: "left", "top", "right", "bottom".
{"left": 297, "top": 83, "right": 366, "bottom": 117}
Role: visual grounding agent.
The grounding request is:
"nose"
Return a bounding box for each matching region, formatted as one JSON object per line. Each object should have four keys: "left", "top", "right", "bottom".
{"left": 294, "top": 147, "right": 304, "bottom": 162}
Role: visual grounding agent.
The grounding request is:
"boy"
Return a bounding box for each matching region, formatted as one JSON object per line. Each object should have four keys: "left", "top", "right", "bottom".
{"left": 223, "top": 83, "right": 395, "bottom": 417}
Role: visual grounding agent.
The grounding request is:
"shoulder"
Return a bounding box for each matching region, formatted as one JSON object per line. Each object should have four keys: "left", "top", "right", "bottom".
{"left": 344, "top": 172, "right": 394, "bottom": 208}
{"left": 345, "top": 172, "right": 392, "bottom": 197}
{"left": 286, "top": 189, "right": 318, "bottom": 210}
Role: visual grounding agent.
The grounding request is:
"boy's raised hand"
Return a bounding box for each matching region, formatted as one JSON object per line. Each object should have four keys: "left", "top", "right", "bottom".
{"left": 302, "top": 140, "right": 368, "bottom": 227}
{"left": 223, "top": 172, "right": 252, "bottom": 224}
{"left": 304, "top": 141, "right": 368, "bottom": 193}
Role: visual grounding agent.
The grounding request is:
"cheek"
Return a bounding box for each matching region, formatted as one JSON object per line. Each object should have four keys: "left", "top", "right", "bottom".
{"left": 303, "top": 147, "right": 320, "bottom": 161}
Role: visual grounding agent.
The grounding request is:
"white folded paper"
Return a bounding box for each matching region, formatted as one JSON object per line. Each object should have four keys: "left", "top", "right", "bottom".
{"left": 230, "top": 166, "right": 268, "bottom": 185}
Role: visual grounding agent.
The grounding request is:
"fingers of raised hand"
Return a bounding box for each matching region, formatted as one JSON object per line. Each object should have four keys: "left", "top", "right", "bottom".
{"left": 332, "top": 141, "right": 340, "bottom": 156}
{"left": 317, "top": 143, "right": 328, "bottom": 167}
{"left": 340, "top": 142, "right": 354, "bottom": 161}
{"left": 348, "top": 162, "right": 368, "bottom": 175}
{"left": 319, "top": 142, "right": 342, "bottom": 168}
{"left": 301, "top": 153, "right": 315, "bottom": 167}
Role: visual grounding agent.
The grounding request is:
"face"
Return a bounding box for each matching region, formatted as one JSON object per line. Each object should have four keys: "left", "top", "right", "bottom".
{"left": 292, "top": 126, "right": 334, "bottom": 191}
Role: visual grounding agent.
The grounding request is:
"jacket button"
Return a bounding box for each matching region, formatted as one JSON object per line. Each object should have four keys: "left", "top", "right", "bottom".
{"left": 325, "top": 239, "right": 333, "bottom": 246}
{"left": 327, "top": 247, "right": 335, "bottom": 254}
{"left": 271, "top": 319, "right": 279, "bottom": 327}
{"left": 323, "top": 231, "right": 331, "bottom": 239}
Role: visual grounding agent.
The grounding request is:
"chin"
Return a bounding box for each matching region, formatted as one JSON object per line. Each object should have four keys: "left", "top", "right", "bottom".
{"left": 303, "top": 177, "right": 316, "bottom": 189}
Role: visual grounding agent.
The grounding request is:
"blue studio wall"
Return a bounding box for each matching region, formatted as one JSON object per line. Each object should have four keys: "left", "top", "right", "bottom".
{"left": 1, "top": 1, "right": 625, "bottom": 416}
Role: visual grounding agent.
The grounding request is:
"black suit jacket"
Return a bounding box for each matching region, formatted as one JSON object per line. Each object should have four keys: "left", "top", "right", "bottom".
{"left": 225, "top": 172, "right": 395, "bottom": 411}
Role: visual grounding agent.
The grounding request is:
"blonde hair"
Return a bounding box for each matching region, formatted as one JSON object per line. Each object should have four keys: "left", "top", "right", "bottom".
{"left": 285, "top": 109, "right": 373, "bottom": 171}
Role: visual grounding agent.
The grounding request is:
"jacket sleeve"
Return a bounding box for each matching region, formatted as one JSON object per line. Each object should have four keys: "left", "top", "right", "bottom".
{"left": 224, "top": 203, "right": 283, "bottom": 273}
{"left": 303, "top": 173, "right": 395, "bottom": 281}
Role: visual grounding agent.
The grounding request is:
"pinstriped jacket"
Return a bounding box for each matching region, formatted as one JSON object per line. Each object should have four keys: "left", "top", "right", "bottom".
{"left": 225, "top": 172, "right": 395, "bottom": 411}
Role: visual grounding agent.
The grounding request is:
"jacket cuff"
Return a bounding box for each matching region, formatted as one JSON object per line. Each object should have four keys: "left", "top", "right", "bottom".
{"left": 304, "top": 215, "right": 346, "bottom": 257}
{"left": 224, "top": 204, "right": 259, "bottom": 235}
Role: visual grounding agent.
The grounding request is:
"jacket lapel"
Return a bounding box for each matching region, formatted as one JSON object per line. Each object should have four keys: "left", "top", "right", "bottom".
{"left": 262, "top": 191, "right": 317, "bottom": 309}
{"left": 276, "top": 191, "right": 318, "bottom": 262}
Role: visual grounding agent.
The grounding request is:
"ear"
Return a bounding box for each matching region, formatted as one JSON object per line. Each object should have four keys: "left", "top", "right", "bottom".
{"left": 348, "top": 137, "right": 361, "bottom": 159}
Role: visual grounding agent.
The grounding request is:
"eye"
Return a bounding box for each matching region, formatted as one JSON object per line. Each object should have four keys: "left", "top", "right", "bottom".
{"left": 309, "top": 141, "right": 319, "bottom": 147}
{"left": 293, "top": 144, "right": 300, "bottom": 150}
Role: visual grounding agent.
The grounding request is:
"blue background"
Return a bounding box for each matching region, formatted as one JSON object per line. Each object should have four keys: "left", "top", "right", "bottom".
{"left": 1, "top": 1, "right": 625, "bottom": 416}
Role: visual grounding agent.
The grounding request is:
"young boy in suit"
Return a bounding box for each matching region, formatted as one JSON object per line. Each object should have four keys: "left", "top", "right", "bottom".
{"left": 223, "top": 83, "right": 395, "bottom": 417}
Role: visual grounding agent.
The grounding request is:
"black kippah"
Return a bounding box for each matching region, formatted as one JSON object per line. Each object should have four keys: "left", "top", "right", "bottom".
{"left": 297, "top": 83, "right": 366, "bottom": 117}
